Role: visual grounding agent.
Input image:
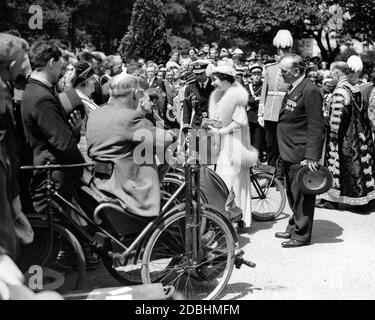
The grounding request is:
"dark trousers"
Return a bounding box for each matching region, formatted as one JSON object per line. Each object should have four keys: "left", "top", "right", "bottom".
{"left": 250, "top": 122, "right": 266, "bottom": 159}
{"left": 283, "top": 162, "right": 316, "bottom": 242}
{"left": 31, "top": 168, "right": 82, "bottom": 214}
{"left": 264, "top": 120, "right": 278, "bottom": 167}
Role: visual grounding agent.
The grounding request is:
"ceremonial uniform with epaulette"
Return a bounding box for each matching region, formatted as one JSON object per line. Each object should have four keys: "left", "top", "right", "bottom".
{"left": 258, "top": 29, "right": 294, "bottom": 169}
{"left": 258, "top": 61, "right": 290, "bottom": 167}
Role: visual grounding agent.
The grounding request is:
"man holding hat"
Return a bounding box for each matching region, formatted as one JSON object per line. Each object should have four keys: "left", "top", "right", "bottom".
{"left": 246, "top": 64, "right": 266, "bottom": 161}
{"left": 258, "top": 30, "right": 293, "bottom": 171}
{"left": 275, "top": 54, "right": 325, "bottom": 248}
{"left": 183, "top": 60, "right": 214, "bottom": 128}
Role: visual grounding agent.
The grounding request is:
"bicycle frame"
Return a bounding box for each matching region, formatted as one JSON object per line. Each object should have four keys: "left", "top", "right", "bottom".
{"left": 21, "top": 161, "right": 192, "bottom": 264}
{"left": 250, "top": 167, "right": 276, "bottom": 200}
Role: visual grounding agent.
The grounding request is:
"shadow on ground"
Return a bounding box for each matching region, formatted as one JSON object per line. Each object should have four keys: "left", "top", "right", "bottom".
{"left": 237, "top": 212, "right": 290, "bottom": 248}
{"left": 219, "top": 282, "right": 262, "bottom": 300}
{"left": 339, "top": 201, "right": 375, "bottom": 215}
{"left": 250, "top": 212, "right": 290, "bottom": 235}
{"left": 312, "top": 220, "right": 344, "bottom": 244}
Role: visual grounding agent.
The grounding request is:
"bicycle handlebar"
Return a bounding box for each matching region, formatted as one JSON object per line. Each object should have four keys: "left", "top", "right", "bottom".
{"left": 21, "top": 162, "right": 94, "bottom": 171}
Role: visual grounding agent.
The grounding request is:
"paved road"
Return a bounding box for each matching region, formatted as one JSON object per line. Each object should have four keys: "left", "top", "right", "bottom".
{"left": 219, "top": 202, "right": 375, "bottom": 300}
{"left": 83, "top": 202, "right": 375, "bottom": 300}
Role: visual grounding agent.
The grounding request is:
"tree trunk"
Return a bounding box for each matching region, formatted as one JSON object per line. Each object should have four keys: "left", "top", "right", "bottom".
{"left": 311, "top": 29, "right": 329, "bottom": 62}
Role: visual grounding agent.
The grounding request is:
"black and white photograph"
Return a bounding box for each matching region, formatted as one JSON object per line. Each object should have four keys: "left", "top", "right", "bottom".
{"left": 0, "top": 0, "right": 375, "bottom": 304}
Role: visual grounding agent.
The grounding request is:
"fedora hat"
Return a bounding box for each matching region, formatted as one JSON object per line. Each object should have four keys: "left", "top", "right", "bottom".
{"left": 58, "top": 88, "right": 85, "bottom": 118}
{"left": 296, "top": 166, "right": 333, "bottom": 195}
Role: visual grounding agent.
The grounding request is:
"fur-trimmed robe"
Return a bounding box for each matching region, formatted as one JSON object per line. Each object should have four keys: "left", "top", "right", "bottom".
{"left": 209, "top": 82, "right": 257, "bottom": 226}
{"left": 321, "top": 80, "right": 375, "bottom": 205}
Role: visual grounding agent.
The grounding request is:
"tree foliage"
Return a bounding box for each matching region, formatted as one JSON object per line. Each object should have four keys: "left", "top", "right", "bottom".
{"left": 0, "top": 0, "right": 134, "bottom": 53}
{"left": 199, "top": 0, "right": 375, "bottom": 62}
{"left": 162, "top": 0, "right": 212, "bottom": 49}
{"left": 118, "top": 0, "right": 171, "bottom": 64}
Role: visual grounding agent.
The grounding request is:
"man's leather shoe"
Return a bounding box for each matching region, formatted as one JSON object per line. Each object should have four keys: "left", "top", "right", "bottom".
{"left": 281, "top": 239, "right": 310, "bottom": 248}
{"left": 315, "top": 200, "right": 337, "bottom": 210}
{"left": 275, "top": 232, "right": 291, "bottom": 239}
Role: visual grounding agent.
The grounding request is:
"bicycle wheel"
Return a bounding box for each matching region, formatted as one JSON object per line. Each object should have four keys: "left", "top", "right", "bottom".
{"left": 101, "top": 235, "right": 144, "bottom": 286}
{"left": 141, "top": 208, "right": 235, "bottom": 300}
{"left": 160, "top": 177, "right": 185, "bottom": 208}
{"left": 17, "top": 219, "right": 86, "bottom": 294}
{"left": 251, "top": 172, "right": 286, "bottom": 221}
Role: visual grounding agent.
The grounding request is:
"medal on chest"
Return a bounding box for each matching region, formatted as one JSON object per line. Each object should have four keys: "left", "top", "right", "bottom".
{"left": 285, "top": 99, "right": 297, "bottom": 112}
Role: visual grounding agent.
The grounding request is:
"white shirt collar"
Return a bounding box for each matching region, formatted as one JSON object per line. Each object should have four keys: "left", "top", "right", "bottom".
{"left": 30, "top": 73, "right": 53, "bottom": 88}
{"left": 290, "top": 75, "right": 305, "bottom": 92}
{"left": 199, "top": 78, "right": 209, "bottom": 88}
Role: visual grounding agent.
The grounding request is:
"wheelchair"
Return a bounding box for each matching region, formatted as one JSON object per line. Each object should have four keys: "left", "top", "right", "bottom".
{"left": 17, "top": 131, "right": 254, "bottom": 300}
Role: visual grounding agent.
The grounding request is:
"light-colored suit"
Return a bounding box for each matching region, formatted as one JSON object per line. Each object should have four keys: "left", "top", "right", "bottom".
{"left": 86, "top": 100, "right": 173, "bottom": 217}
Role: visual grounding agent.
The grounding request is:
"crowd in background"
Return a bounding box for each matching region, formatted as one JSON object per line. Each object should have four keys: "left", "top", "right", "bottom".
{"left": 1, "top": 29, "right": 375, "bottom": 298}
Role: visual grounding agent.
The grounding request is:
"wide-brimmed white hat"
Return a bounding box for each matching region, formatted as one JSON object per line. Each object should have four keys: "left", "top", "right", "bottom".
{"left": 232, "top": 48, "right": 244, "bottom": 56}
{"left": 208, "top": 64, "right": 236, "bottom": 78}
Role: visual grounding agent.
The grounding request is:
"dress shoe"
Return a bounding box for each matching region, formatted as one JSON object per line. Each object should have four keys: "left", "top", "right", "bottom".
{"left": 281, "top": 239, "right": 310, "bottom": 248}
{"left": 275, "top": 232, "right": 292, "bottom": 239}
{"left": 315, "top": 200, "right": 338, "bottom": 210}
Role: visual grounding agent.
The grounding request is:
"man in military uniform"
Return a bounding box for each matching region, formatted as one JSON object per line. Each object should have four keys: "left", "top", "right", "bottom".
{"left": 258, "top": 30, "right": 293, "bottom": 168}
{"left": 183, "top": 60, "right": 214, "bottom": 128}
{"left": 246, "top": 64, "right": 265, "bottom": 161}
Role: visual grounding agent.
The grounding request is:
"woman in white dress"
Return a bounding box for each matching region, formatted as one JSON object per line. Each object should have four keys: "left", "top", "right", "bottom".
{"left": 208, "top": 64, "right": 258, "bottom": 227}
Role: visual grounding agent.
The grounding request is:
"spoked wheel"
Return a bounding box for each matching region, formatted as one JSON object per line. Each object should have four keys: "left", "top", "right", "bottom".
{"left": 141, "top": 209, "right": 235, "bottom": 300}
{"left": 160, "top": 177, "right": 184, "bottom": 209}
{"left": 17, "top": 219, "right": 86, "bottom": 294}
{"left": 251, "top": 172, "right": 286, "bottom": 221}
{"left": 101, "top": 236, "right": 144, "bottom": 286}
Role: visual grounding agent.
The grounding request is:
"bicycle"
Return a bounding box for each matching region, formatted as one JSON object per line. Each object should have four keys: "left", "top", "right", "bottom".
{"left": 17, "top": 139, "right": 253, "bottom": 299}
{"left": 250, "top": 163, "right": 286, "bottom": 222}
{"left": 165, "top": 162, "right": 286, "bottom": 224}
{"left": 140, "top": 127, "right": 255, "bottom": 299}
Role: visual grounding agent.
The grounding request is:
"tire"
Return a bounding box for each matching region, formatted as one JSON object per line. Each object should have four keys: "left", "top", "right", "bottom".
{"left": 251, "top": 172, "right": 286, "bottom": 221}
{"left": 101, "top": 236, "right": 144, "bottom": 286}
{"left": 17, "top": 219, "right": 86, "bottom": 294}
{"left": 160, "top": 177, "right": 185, "bottom": 208}
{"left": 101, "top": 177, "right": 194, "bottom": 287}
{"left": 141, "top": 209, "right": 235, "bottom": 300}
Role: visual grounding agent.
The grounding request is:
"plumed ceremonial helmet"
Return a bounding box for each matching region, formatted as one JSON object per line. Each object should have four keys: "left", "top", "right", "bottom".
{"left": 347, "top": 55, "right": 363, "bottom": 73}
{"left": 273, "top": 29, "right": 293, "bottom": 49}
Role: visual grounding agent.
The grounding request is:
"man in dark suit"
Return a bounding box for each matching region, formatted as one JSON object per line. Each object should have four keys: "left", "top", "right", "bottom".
{"left": 21, "top": 39, "right": 84, "bottom": 214}
{"left": 146, "top": 65, "right": 167, "bottom": 125}
{"left": 246, "top": 64, "right": 266, "bottom": 161}
{"left": 183, "top": 60, "right": 215, "bottom": 128}
{"left": 275, "top": 54, "right": 325, "bottom": 248}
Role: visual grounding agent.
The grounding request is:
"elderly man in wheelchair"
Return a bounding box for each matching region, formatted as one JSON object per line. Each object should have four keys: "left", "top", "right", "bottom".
{"left": 85, "top": 73, "right": 176, "bottom": 219}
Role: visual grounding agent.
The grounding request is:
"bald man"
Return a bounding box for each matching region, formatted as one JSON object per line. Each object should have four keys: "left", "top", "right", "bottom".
{"left": 275, "top": 54, "right": 325, "bottom": 248}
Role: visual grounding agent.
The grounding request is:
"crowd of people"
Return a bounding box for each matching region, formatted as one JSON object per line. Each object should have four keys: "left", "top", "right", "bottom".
{"left": 1, "top": 27, "right": 375, "bottom": 298}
